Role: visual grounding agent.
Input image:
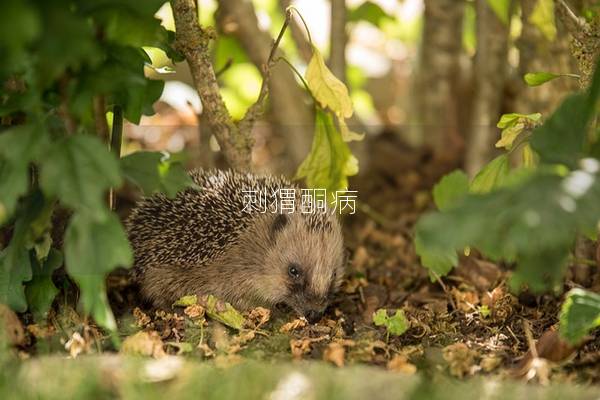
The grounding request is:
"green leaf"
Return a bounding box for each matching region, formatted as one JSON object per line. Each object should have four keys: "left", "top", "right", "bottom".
{"left": 372, "top": 309, "right": 388, "bottom": 326}
{"left": 296, "top": 109, "right": 359, "bottom": 195}
{"left": 64, "top": 212, "right": 133, "bottom": 330}
{"left": 203, "top": 294, "right": 245, "bottom": 330}
{"left": 415, "top": 168, "right": 600, "bottom": 293}
{"left": 497, "top": 112, "right": 542, "bottom": 129}
{"left": 306, "top": 46, "right": 353, "bottom": 119}
{"left": 372, "top": 309, "right": 409, "bottom": 336}
{"left": 0, "top": 193, "right": 46, "bottom": 311}
{"left": 495, "top": 123, "right": 525, "bottom": 150}
{"left": 559, "top": 289, "right": 600, "bottom": 345}
{"left": 40, "top": 135, "right": 122, "bottom": 219}
{"left": 470, "top": 154, "right": 510, "bottom": 194}
{"left": 120, "top": 151, "right": 194, "bottom": 198}
{"left": 0, "top": 125, "right": 48, "bottom": 219}
{"left": 524, "top": 72, "right": 561, "bottom": 87}
{"left": 530, "top": 57, "right": 600, "bottom": 167}
{"left": 414, "top": 229, "right": 458, "bottom": 279}
{"left": 25, "top": 249, "right": 62, "bottom": 319}
{"left": 485, "top": 0, "right": 511, "bottom": 25}
{"left": 173, "top": 294, "right": 198, "bottom": 307}
{"left": 432, "top": 170, "right": 469, "bottom": 211}
{"left": 348, "top": 1, "right": 395, "bottom": 27}
{"left": 530, "top": 0, "right": 556, "bottom": 41}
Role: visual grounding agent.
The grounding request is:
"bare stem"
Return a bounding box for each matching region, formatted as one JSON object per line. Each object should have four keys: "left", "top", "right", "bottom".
{"left": 109, "top": 105, "right": 123, "bottom": 210}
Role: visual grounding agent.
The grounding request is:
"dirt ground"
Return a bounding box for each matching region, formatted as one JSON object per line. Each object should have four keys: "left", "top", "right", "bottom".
{"left": 5, "top": 132, "right": 599, "bottom": 391}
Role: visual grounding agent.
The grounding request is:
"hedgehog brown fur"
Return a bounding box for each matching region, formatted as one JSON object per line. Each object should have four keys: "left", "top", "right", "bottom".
{"left": 126, "top": 169, "right": 346, "bottom": 321}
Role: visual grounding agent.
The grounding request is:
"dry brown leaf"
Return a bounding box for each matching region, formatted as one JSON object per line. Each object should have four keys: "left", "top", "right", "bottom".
{"left": 0, "top": 304, "right": 25, "bottom": 346}
{"left": 442, "top": 343, "right": 476, "bottom": 378}
{"left": 65, "top": 332, "right": 89, "bottom": 358}
{"left": 121, "top": 331, "right": 166, "bottom": 358}
{"left": 480, "top": 355, "right": 502, "bottom": 372}
{"left": 323, "top": 342, "right": 345, "bottom": 367}
{"left": 133, "top": 307, "right": 151, "bottom": 327}
{"left": 290, "top": 336, "right": 328, "bottom": 359}
{"left": 280, "top": 318, "right": 307, "bottom": 333}
{"left": 387, "top": 354, "right": 417, "bottom": 374}
{"left": 197, "top": 342, "right": 215, "bottom": 358}
{"left": 184, "top": 304, "right": 205, "bottom": 319}
{"left": 351, "top": 246, "right": 369, "bottom": 272}
{"left": 27, "top": 323, "right": 55, "bottom": 339}
{"left": 451, "top": 287, "right": 479, "bottom": 312}
{"left": 247, "top": 307, "right": 270, "bottom": 329}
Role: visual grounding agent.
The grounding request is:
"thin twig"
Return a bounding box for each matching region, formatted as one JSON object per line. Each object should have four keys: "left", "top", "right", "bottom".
{"left": 237, "top": 8, "right": 293, "bottom": 132}
{"left": 523, "top": 319, "right": 538, "bottom": 359}
{"left": 215, "top": 58, "right": 233, "bottom": 78}
{"left": 555, "top": 0, "right": 587, "bottom": 33}
{"left": 109, "top": 105, "right": 123, "bottom": 210}
{"left": 430, "top": 270, "right": 457, "bottom": 311}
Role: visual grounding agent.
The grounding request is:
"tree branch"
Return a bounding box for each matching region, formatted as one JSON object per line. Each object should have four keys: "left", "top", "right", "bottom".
{"left": 238, "top": 9, "right": 292, "bottom": 134}
{"left": 171, "top": 0, "right": 252, "bottom": 170}
{"left": 555, "top": 0, "right": 587, "bottom": 34}
{"left": 278, "top": 0, "right": 313, "bottom": 63}
{"left": 329, "top": 0, "right": 347, "bottom": 83}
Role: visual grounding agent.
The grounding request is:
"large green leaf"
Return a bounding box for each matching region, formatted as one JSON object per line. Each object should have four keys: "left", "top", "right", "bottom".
{"left": 0, "top": 125, "right": 48, "bottom": 219}
{"left": 120, "top": 151, "right": 195, "bottom": 198}
{"left": 25, "top": 249, "right": 62, "bottom": 319}
{"left": 470, "top": 154, "right": 509, "bottom": 194}
{"left": 40, "top": 135, "right": 121, "bottom": 219}
{"left": 296, "top": 109, "right": 358, "bottom": 195}
{"left": 432, "top": 170, "right": 469, "bottom": 211}
{"left": 531, "top": 58, "right": 600, "bottom": 167}
{"left": 415, "top": 166, "right": 600, "bottom": 287}
{"left": 0, "top": 193, "right": 46, "bottom": 311}
{"left": 560, "top": 289, "right": 600, "bottom": 344}
{"left": 64, "top": 212, "right": 133, "bottom": 330}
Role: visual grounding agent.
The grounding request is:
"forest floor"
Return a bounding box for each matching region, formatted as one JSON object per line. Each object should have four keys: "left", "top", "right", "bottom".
{"left": 2, "top": 133, "right": 600, "bottom": 399}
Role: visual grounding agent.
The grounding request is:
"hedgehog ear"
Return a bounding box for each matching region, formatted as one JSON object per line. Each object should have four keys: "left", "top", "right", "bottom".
{"left": 270, "top": 213, "right": 288, "bottom": 239}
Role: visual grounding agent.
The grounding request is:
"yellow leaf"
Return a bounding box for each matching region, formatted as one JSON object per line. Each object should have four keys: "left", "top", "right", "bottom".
{"left": 306, "top": 46, "right": 353, "bottom": 118}
{"left": 337, "top": 114, "right": 364, "bottom": 142}
{"left": 522, "top": 143, "right": 536, "bottom": 168}
{"left": 495, "top": 123, "right": 525, "bottom": 150}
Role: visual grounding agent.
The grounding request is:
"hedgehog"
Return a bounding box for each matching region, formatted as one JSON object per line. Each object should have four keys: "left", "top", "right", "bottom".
{"left": 126, "top": 169, "right": 346, "bottom": 323}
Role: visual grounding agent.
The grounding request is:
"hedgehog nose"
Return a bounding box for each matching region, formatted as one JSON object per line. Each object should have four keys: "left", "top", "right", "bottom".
{"left": 305, "top": 310, "right": 323, "bottom": 324}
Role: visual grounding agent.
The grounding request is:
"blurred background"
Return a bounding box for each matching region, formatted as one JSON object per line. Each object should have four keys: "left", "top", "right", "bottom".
{"left": 131, "top": 0, "right": 587, "bottom": 179}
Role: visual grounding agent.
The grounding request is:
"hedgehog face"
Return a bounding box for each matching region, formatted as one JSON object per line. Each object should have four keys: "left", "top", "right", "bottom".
{"left": 262, "top": 212, "right": 346, "bottom": 323}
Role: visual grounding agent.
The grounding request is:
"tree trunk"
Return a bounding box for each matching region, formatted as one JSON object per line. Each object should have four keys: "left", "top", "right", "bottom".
{"left": 329, "top": 0, "right": 347, "bottom": 84}
{"left": 413, "top": 0, "right": 465, "bottom": 159}
{"left": 464, "top": 0, "right": 512, "bottom": 177}
{"left": 216, "top": 0, "right": 314, "bottom": 172}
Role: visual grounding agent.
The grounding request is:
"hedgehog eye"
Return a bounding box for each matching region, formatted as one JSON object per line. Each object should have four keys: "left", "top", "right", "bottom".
{"left": 288, "top": 263, "right": 301, "bottom": 279}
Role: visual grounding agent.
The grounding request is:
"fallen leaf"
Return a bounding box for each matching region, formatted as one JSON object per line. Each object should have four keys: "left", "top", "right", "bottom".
{"left": 133, "top": 307, "right": 151, "bottom": 327}
{"left": 280, "top": 318, "right": 307, "bottom": 333}
{"left": 480, "top": 354, "right": 502, "bottom": 372}
{"left": 290, "top": 336, "right": 328, "bottom": 359}
{"left": 173, "top": 294, "right": 198, "bottom": 307}
{"left": 65, "top": 331, "right": 88, "bottom": 358}
{"left": 0, "top": 304, "right": 25, "bottom": 346}
{"left": 442, "top": 343, "right": 476, "bottom": 378}
{"left": 201, "top": 295, "right": 245, "bottom": 330}
{"left": 323, "top": 342, "right": 345, "bottom": 367}
{"left": 121, "top": 331, "right": 166, "bottom": 358}
{"left": 247, "top": 307, "right": 270, "bottom": 329}
{"left": 184, "top": 304, "right": 205, "bottom": 319}
{"left": 387, "top": 354, "right": 417, "bottom": 374}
